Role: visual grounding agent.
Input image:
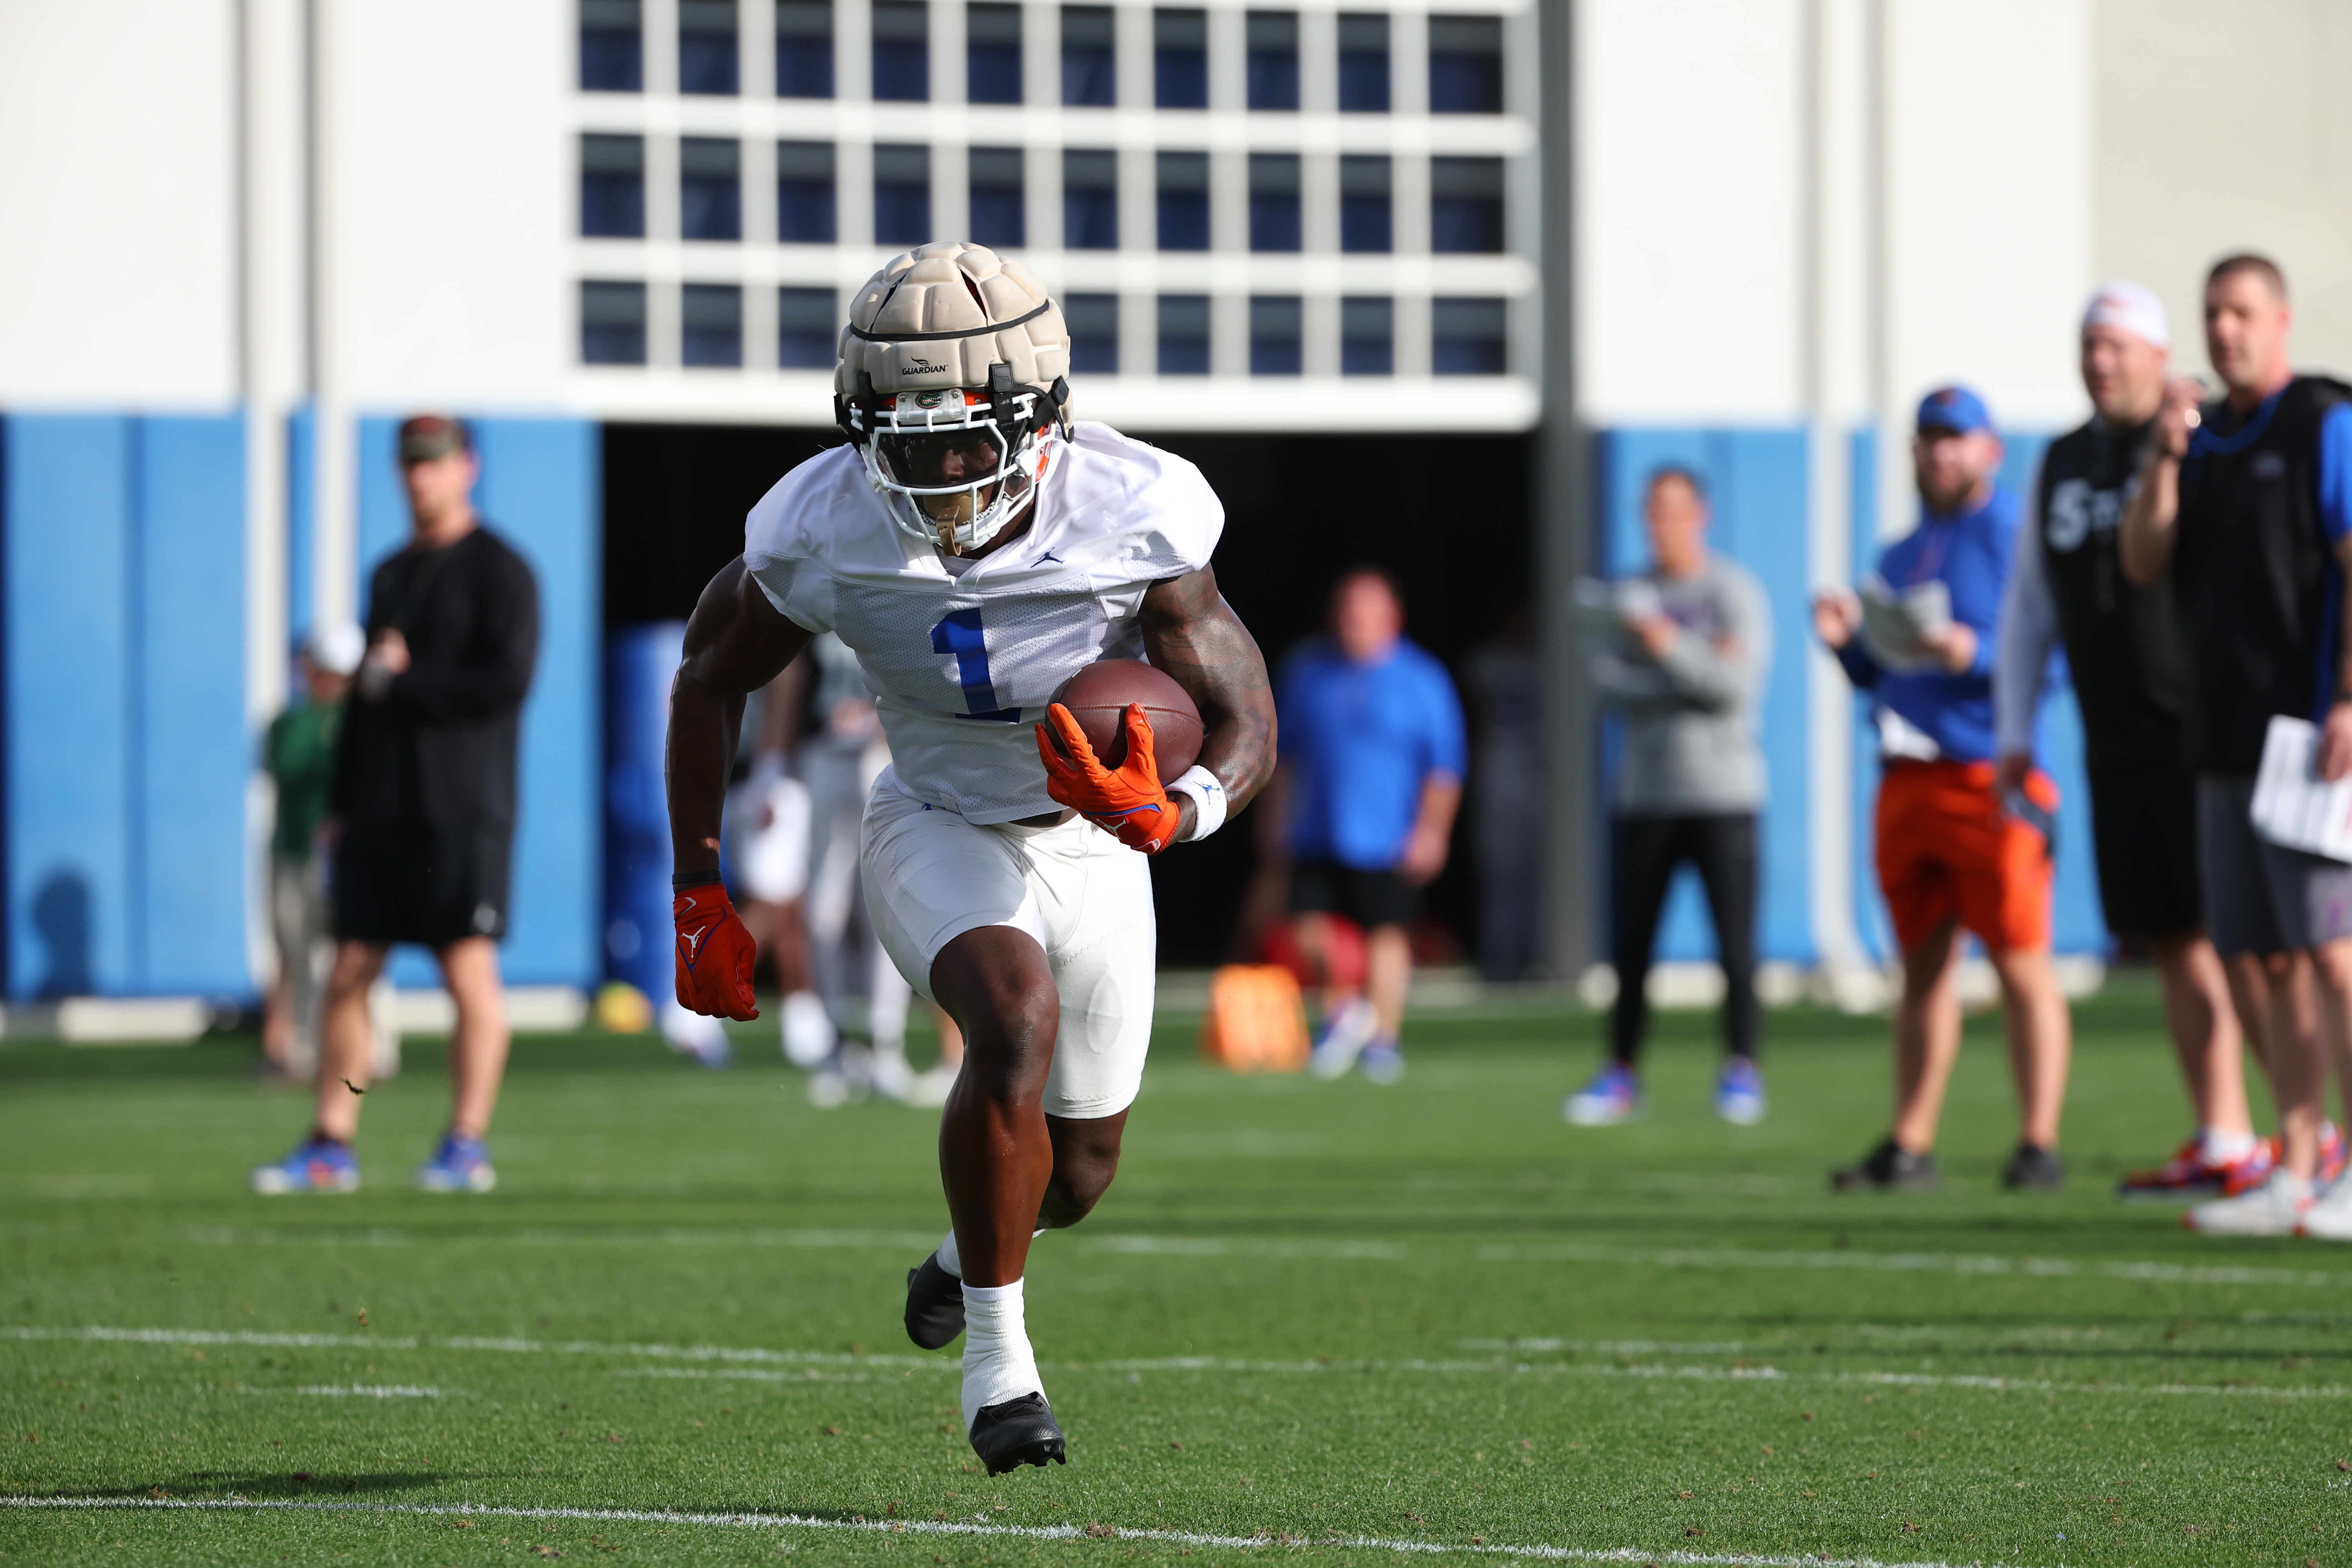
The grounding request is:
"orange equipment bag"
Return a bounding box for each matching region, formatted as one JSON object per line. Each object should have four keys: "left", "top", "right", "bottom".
{"left": 1198, "top": 964, "right": 1310, "bottom": 1073}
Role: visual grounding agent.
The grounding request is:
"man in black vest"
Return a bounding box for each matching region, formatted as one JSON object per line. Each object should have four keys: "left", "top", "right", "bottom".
{"left": 1996, "top": 282, "right": 2263, "bottom": 1201}
{"left": 249, "top": 415, "right": 542, "bottom": 1198}
{"left": 2121, "top": 254, "right": 2352, "bottom": 1237}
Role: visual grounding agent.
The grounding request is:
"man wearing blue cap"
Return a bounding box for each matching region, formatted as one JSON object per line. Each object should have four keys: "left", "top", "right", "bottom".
{"left": 1814, "top": 387, "right": 2073, "bottom": 1193}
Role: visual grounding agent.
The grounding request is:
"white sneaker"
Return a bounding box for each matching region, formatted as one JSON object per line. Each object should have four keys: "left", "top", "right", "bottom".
{"left": 1308, "top": 998, "right": 1380, "bottom": 1080}
{"left": 2299, "top": 1172, "right": 2352, "bottom": 1240}
{"left": 779, "top": 991, "right": 837, "bottom": 1067}
{"left": 807, "top": 1044, "right": 873, "bottom": 1109}
{"left": 2185, "top": 1170, "right": 2312, "bottom": 1236}
{"left": 869, "top": 1045, "right": 917, "bottom": 1103}
{"left": 660, "top": 999, "right": 731, "bottom": 1068}
{"left": 902, "top": 1063, "right": 959, "bottom": 1109}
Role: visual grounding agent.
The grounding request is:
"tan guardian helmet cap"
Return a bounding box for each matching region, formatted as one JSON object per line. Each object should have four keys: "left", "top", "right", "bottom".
{"left": 835, "top": 242, "right": 1071, "bottom": 399}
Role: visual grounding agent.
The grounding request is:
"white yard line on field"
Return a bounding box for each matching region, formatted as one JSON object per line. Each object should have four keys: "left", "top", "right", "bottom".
{"left": 1475, "top": 1241, "right": 2352, "bottom": 1289}
{"left": 8, "top": 1322, "right": 2341, "bottom": 1401}
{"left": 174, "top": 1222, "right": 2352, "bottom": 1291}
{"left": 0, "top": 1494, "right": 1992, "bottom": 1567}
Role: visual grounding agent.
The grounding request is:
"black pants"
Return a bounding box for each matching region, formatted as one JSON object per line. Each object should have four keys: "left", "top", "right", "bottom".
{"left": 1610, "top": 812, "right": 1759, "bottom": 1064}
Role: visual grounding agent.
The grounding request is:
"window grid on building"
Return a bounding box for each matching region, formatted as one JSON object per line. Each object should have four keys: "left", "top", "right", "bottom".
{"left": 678, "top": 0, "right": 740, "bottom": 94}
{"left": 570, "top": 4, "right": 1533, "bottom": 387}
{"left": 581, "top": 0, "right": 644, "bottom": 91}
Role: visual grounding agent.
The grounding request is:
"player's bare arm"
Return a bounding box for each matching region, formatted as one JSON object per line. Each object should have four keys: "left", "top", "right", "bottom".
{"left": 666, "top": 558, "right": 812, "bottom": 1020}
{"left": 1138, "top": 564, "right": 1277, "bottom": 836}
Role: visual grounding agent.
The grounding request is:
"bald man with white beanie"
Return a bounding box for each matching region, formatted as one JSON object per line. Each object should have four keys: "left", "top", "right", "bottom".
{"left": 1994, "top": 281, "right": 2268, "bottom": 1201}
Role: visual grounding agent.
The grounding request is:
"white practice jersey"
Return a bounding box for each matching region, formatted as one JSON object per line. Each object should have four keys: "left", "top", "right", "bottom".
{"left": 742, "top": 423, "right": 1223, "bottom": 823}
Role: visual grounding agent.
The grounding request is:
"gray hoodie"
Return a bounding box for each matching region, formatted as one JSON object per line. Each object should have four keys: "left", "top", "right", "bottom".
{"left": 1588, "top": 555, "right": 1771, "bottom": 816}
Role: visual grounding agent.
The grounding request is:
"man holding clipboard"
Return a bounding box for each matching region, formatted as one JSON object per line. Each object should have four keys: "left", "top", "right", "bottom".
{"left": 1814, "top": 387, "right": 2073, "bottom": 1194}
{"left": 2120, "top": 254, "right": 2352, "bottom": 1237}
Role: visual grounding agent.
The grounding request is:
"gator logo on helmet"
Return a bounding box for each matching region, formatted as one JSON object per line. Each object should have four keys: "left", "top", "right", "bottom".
{"left": 913, "top": 389, "right": 947, "bottom": 407}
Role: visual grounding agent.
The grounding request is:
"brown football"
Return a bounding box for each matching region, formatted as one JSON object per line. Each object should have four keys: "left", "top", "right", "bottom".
{"left": 1048, "top": 659, "right": 1204, "bottom": 783}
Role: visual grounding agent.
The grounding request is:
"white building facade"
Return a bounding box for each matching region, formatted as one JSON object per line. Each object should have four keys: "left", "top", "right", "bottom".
{"left": 2, "top": 0, "right": 2348, "bottom": 997}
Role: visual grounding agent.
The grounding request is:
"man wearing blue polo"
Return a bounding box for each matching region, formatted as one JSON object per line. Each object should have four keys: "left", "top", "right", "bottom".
{"left": 1814, "top": 386, "right": 2073, "bottom": 1192}
{"left": 1278, "top": 566, "right": 1466, "bottom": 1083}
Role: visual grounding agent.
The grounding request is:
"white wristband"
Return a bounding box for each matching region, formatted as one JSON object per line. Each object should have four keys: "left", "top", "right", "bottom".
{"left": 1167, "top": 766, "right": 1229, "bottom": 842}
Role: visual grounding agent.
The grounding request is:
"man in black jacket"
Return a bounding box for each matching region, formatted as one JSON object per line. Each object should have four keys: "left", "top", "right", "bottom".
{"left": 2120, "top": 255, "right": 2352, "bottom": 1236}
{"left": 252, "top": 415, "right": 540, "bottom": 1195}
{"left": 1995, "top": 282, "right": 2263, "bottom": 1200}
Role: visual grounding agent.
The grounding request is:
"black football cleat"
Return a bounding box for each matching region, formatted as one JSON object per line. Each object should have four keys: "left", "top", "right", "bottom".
{"left": 1830, "top": 1136, "right": 1940, "bottom": 1193}
{"left": 905, "top": 1254, "right": 965, "bottom": 1350}
{"left": 2001, "top": 1142, "right": 2065, "bottom": 1192}
{"left": 969, "top": 1392, "right": 1067, "bottom": 1474}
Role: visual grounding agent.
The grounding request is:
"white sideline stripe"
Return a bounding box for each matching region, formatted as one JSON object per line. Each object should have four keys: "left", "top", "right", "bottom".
{"left": 1584, "top": 1363, "right": 2352, "bottom": 1400}
{"left": 175, "top": 1223, "right": 2352, "bottom": 1289}
{"left": 1477, "top": 1241, "right": 2352, "bottom": 1290}
{"left": 292, "top": 1385, "right": 441, "bottom": 1398}
{"left": 0, "top": 1495, "right": 1981, "bottom": 1567}
{"left": 182, "top": 1226, "right": 1407, "bottom": 1259}
{"left": 11, "top": 1323, "right": 2344, "bottom": 1400}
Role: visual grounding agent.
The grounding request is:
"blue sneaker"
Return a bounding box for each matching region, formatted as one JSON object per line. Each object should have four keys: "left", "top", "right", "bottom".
{"left": 1308, "top": 998, "right": 1381, "bottom": 1080}
{"left": 1563, "top": 1062, "right": 1641, "bottom": 1126}
{"left": 414, "top": 1132, "right": 497, "bottom": 1193}
{"left": 1359, "top": 1037, "right": 1405, "bottom": 1085}
{"left": 250, "top": 1136, "right": 359, "bottom": 1195}
{"left": 1715, "top": 1057, "right": 1768, "bottom": 1125}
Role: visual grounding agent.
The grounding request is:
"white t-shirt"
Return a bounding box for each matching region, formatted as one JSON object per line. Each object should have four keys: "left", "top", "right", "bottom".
{"left": 742, "top": 422, "right": 1224, "bottom": 823}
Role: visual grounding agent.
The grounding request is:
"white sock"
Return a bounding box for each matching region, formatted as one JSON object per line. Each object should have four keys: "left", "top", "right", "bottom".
{"left": 2201, "top": 1128, "right": 2260, "bottom": 1165}
{"left": 935, "top": 1224, "right": 1047, "bottom": 1281}
{"left": 779, "top": 991, "right": 836, "bottom": 1067}
{"left": 960, "top": 1279, "right": 1044, "bottom": 1432}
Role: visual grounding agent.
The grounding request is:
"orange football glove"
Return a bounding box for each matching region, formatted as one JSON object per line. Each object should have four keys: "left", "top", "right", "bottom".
{"left": 674, "top": 879, "right": 760, "bottom": 1021}
{"left": 1036, "top": 702, "right": 1181, "bottom": 854}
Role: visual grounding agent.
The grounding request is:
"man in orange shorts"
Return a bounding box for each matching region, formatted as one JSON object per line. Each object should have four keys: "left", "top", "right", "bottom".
{"left": 1814, "top": 387, "right": 2073, "bottom": 1192}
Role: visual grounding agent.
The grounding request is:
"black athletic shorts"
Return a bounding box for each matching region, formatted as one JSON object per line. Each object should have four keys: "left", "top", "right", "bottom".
{"left": 1289, "top": 858, "right": 1418, "bottom": 931}
{"left": 2085, "top": 762, "right": 2202, "bottom": 938}
{"left": 332, "top": 819, "right": 512, "bottom": 947}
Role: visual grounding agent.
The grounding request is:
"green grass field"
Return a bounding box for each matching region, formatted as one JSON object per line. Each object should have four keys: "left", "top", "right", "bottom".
{"left": 5, "top": 984, "right": 2352, "bottom": 1566}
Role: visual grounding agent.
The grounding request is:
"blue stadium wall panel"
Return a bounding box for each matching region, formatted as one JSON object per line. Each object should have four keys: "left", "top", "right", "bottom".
{"left": 2, "top": 414, "right": 250, "bottom": 999}
{"left": 353, "top": 415, "right": 602, "bottom": 992}
{"left": 605, "top": 622, "right": 686, "bottom": 1003}
{"left": 1595, "top": 428, "right": 1815, "bottom": 965}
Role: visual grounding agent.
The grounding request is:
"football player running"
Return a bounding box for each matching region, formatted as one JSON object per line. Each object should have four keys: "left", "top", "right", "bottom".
{"left": 665, "top": 244, "right": 1275, "bottom": 1474}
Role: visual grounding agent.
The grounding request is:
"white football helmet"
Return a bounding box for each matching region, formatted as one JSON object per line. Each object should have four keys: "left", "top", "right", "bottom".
{"left": 834, "top": 243, "right": 1074, "bottom": 555}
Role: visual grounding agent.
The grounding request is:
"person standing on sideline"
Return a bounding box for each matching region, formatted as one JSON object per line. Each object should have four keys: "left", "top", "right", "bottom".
{"left": 1281, "top": 566, "right": 1466, "bottom": 1084}
{"left": 1996, "top": 281, "right": 2269, "bottom": 1200}
{"left": 1815, "top": 387, "right": 2073, "bottom": 1192}
{"left": 2119, "top": 255, "right": 2352, "bottom": 1237}
{"left": 259, "top": 621, "right": 365, "bottom": 1080}
{"left": 1566, "top": 466, "right": 1773, "bottom": 1127}
{"left": 251, "top": 415, "right": 541, "bottom": 1194}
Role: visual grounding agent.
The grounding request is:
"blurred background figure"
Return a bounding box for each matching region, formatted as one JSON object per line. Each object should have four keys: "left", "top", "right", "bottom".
{"left": 1996, "top": 281, "right": 2265, "bottom": 1202}
{"left": 2121, "top": 256, "right": 2352, "bottom": 1238}
{"left": 1816, "top": 388, "right": 2072, "bottom": 1194}
{"left": 799, "top": 632, "right": 960, "bottom": 1108}
{"left": 1459, "top": 595, "right": 1541, "bottom": 984}
{"left": 259, "top": 620, "right": 364, "bottom": 1081}
{"left": 1567, "top": 466, "right": 1772, "bottom": 1129}
{"left": 1279, "top": 566, "right": 1466, "bottom": 1085}
{"left": 250, "top": 416, "right": 539, "bottom": 1196}
{"left": 722, "top": 658, "right": 829, "bottom": 1068}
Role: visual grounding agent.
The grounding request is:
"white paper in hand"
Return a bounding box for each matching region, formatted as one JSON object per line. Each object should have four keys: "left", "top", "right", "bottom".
{"left": 2249, "top": 715, "right": 2352, "bottom": 863}
{"left": 1857, "top": 576, "right": 1953, "bottom": 673}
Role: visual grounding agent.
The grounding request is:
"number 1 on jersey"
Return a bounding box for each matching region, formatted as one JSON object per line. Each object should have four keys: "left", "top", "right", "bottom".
{"left": 931, "top": 609, "right": 1022, "bottom": 722}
